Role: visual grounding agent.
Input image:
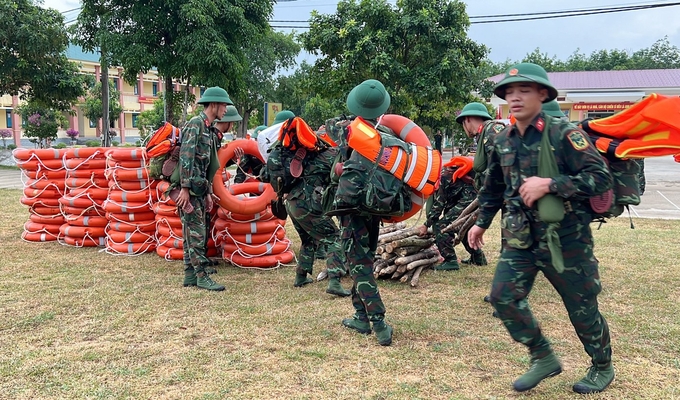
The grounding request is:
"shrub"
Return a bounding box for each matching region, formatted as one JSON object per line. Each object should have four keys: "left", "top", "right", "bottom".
{"left": 66, "top": 128, "right": 79, "bottom": 140}
{"left": 7, "top": 144, "right": 17, "bottom": 150}
{"left": 0, "top": 129, "right": 11, "bottom": 148}
{"left": 85, "top": 140, "right": 100, "bottom": 147}
{"left": 55, "top": 142, "right": 67, "bottom": 149}
{"left": 112, "top": 141, "right": 119, "bottom": 147}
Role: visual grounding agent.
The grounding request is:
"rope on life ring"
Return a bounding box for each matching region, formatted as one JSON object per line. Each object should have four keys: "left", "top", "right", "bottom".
{"left": 213, "top": 139, "right": 276, "bottom": 215}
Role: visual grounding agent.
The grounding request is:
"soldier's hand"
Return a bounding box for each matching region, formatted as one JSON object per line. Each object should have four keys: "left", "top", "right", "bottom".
{"left": 417, "top": 225, "right": 428, "bottom": 236}
{"left": 233, "top": 147, "right": 245, "bottom": 161}
{"left": 205, "top": 192, "right": 214, "bottom": 213}
{"left": 175, "top": 188, "right": 191, "bottom": 211}
{"left": 519, "top": 176, "right": 552, "bottom": 208}
{"left": 468, "top": 225, "right": 486, "bottom": 250}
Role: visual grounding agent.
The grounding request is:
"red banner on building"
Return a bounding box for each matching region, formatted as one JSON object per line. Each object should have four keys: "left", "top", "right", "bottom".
{"left": 572, "top": 103, "right": 632, "bottom": 111}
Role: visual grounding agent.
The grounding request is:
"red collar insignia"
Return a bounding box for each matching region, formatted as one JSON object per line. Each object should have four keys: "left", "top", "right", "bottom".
{"left": 477, "top": 124, "right": 484, "bottom": 134}
{"left": 536, "top": 118, "right": 545, "bottom": 132}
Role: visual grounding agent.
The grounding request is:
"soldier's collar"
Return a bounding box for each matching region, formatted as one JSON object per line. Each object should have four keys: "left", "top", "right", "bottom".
{"left": 530, "top": 112, "right": 547, "bottom": 133}
{"left": 199, "top": 111, "right": 210, "bottom": 127}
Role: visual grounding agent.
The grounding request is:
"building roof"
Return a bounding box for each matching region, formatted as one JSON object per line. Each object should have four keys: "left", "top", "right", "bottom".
{"left": 66, "top": 44, "right": 100, "bottom": 63}
{"left": 489, "top": 69, "right": 680, "bottom": 90}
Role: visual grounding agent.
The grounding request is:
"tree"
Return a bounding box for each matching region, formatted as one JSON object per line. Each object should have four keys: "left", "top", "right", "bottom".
{"left": 74, "top": 0, "right": 274, "bottom": 126}
{"left": 16, "top": 101, "right": 68, "bottom": 148}
{"left": 137, "top": 92, "right": 195, "bottom": 140}
{"left": 235, "top": 30, "right": 300, "bottom": 138}
{"left": 82, "top": 80, "right": 124, "bottom": 138}
{"left": 300, "top": 0, "right": 488, "bottom": 124}
{"left": 629, "top": 37, "right": 680, "bottom": 69}
{"left": 0, "top": 0, "right": 87, "bottom": 110}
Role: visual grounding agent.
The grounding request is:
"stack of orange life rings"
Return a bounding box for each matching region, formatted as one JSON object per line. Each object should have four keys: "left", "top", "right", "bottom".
{"left": 59, "top": 147, "right": 109, "bottom": 247}
{"left": 153, "top": 180, "right": 220, "bottom": 261}
{"left": 212, "top": 140, "right": 294, "bottom": 269}
{"left": 13, "top": 148, "right": 67, "bottom": 242}
{"left": 102, "top": 148, "right": 157, "bottom": 255}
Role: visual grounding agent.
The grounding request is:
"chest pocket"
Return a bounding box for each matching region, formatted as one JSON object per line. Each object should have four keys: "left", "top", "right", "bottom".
{"left": 196, "top": 132, "right": 212, "bottom": 161}
{"left": 499, "top": 148, "right": 516, "bottom": 167}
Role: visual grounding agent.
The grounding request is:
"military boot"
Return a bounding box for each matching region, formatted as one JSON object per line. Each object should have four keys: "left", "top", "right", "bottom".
{"left": 572, "top": 364, "right": 615, "bottom": 394}
{"left": 196, "top": 272, "right": 225, "bottom": 291}
{"left": 326, "top": 277, "right": 350, "bottom": 297}
{"left": 342, "top": 315, "right": 372, "bottom": 335}
{"left": 461, "top": 251, "right": 488, "bottom": 266}
{"left": 513, "top": 352, "right": 563, "bottom": 392}
{"left": 373, "top": 321, "right": 393, "bottom": 346}
{"left": 183, "top": 268, "right": 197, "bottom": 287}
{"left": 435, "top": 260, "right": 460, "bottom": 271}
{"left": 294, "top": 273, "right": 313, "bottom": 287}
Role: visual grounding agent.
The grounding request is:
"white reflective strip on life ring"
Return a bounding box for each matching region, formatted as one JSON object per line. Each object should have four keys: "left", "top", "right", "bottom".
{"left": 415, "top": 147, "right": 434, "bottom": 192}
{"left": 399, "top": 121, "right": 417, "bottom": 141}
{"left": 403, "top": 145, "right": 419, "bottom": 184}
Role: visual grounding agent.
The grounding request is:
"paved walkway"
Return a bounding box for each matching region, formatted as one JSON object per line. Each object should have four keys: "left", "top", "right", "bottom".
{"left": 2, "top": 156, "right": 679, "bottom": 219}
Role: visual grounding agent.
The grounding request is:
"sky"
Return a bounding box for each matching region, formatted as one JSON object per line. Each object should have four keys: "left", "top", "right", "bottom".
{"left": 48, "top": 0, "right": 680, "bottom": 65}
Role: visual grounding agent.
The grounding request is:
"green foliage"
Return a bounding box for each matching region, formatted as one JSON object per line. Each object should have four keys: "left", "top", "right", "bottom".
{"left": 0, "top": 0, "right": 88, "bottom": 110}
{"left": 54, "top": 142, "right": 67, "bottom": 149}
{"left": 299, "top": 0, "right": 488, "bottom": 129}
{"left": 301, "top": 94, "right": 344, "bottom": 129}
{"left": 82, "top": 80, "right": 123, "bottom": 126}
{"left": 16, "top": 102, "right": 68, "bottom": 149}
{"left": 137, "top": 92, "right": 190, "bottom": 140}
{"left": 7, "top": 144, "right": 17, "bottom": 150}
{"left": 85, "top": 140, "right": 100, "bottom": 147}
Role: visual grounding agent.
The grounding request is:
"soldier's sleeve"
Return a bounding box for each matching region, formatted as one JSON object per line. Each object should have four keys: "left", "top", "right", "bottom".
{"left": 179, "top": 118, "right": 201, "bottom": 189}
{"left": 475, "top": 140, "right": 505, "bottom": 229}
{"left": 552, "top": 123, "right": 613, "bottom": 199}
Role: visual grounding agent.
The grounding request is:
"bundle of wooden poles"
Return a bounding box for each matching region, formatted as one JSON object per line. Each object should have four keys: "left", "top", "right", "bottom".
{"left": 441, "top": 198, "right": 479, "bottom": 245}
{"left": 373, "top": 222, "right": 442, "bottom": 287}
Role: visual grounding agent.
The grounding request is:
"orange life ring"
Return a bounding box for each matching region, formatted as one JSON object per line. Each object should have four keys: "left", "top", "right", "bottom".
{"left": 212, "top": 218, "right": 284, "bottom": 235}
{"left": 62, "top": 235, "right": 106, "bottom": 247}
{"left": 156, "top": 245, "right": 184, "bottom": 260}
{"left": 25, "top": 169, "right": 67, "bottom": 180}
{"left": 65, "top": 177, "right": 109, "bottom": 189}
{"left": 30, "top": 213, "right": 65, "bottom": 225}
{"left": 25, "top": 178, "right": 65, "bottom": 191}
{"left": 59, "top": 194, "right": 103, "bottom": 209}
{"left": 107, "top": 189, "right": 152, "bottom": 203}
{"left": 110, "top": 179, "right": 154, "bottom": 191}
{"left": 222, "top": 238, "right": 291, "bottom": 256}
{"left": 63, "top": 147, "right": 105, "bottom": 159}
{"left": 108, "top": 167, "right": 150, "bottom": 182}
{"left": 102, "top": 199, "right": 152, "bottom": 214}
{"left": 156, "top": 223, "right": 183, "bottom": 239}
{"left": 153, "top": 202, "right": 178, "bottom": 216}
{"left": 155, "top": 215, "right": 182, "bottom": 228}
{"left": 107, "top": 230, "right": 155, "bottom": 243}
{"left": 216, "top": 207, "right": 274, "bottom": 222}
{"left": 23, "top": 187, "right": 62, "bottom": 199}
{"left": 105, "top": 240, "right": 156, "bottom": 254}
{"left": 69, "top": 187, "right": 110, "bottom": 200}
{"left": 24, "top": 221, "right": 62, "bottom": 234}
{"left": 22, "top": 196, "right": 60, "bottom": 207}
{"left": 157, "top": 235, "right": 183, "bottom": 249}
{"left": 219, "top": 228, "right": 286, "bottom": 246}
{"left": 224, "top": 250, "right": 295, "bottom": 269}
{"left": 106, "top": 211, "right": 156, "bottom": 222}
{"left": 30, "top": 205, "right": 62, "bottom": 216}
{"left": 64, "top": 158, "right": 107, "bottom": 170}
{"left": 22, "top": 231, "right": 59, "bottom": 242}
{"left": 65, "top": 215, "right": 108, "bottom": 227}
{"left": 59, "top": 224, "right": 107, "bottom": 238}
{"left": 106, "top": 159, "right": 145, "bottom": 169}
{"left": 66, "top": 168, "right": 107, "bottom": 179}
{"left": 16, "top": 159, "right": 64, "bottom": 170}
{"left": 105, "top": 148, "right": 147, "bottom": 161}
{"left": 60, "top": 205, "right": 104, "bottom": 217}
{"left": 13, "top": 148, "right": 65, "bottom": 161}
{"left": 214, "top": 140, "right": 275, "bottom": 214}
{"left": 108, "top": 220, "right": 156, "bottom": 232}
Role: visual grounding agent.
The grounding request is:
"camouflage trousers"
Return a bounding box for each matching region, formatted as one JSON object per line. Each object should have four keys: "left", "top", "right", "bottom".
{"left": 286, "top": 196, "right": 346, "bottom": 279}
{"left": 433, "top": 218, "right": 482, "bottom": 263}
{"left": 489, "top": 237, "right": 612, "bottom": 365}
{"left": 340, "top": 214, "right": 386, "bottom": 322}
{"left": 179, "top": 195, "right": 211, "bottom": 274}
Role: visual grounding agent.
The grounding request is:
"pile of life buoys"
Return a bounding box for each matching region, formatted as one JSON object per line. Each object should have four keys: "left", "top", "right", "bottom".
{"left": 153, "top": 180, "right": 219, "bottom": 261}
{"left": 13, "top": 148, "right": 67, "bottom": 242}
{"left": 212, "top": 140, "right": 295, "bottom": 269}
{"left": 102, "top": 148, "right": 157, "bottom": 255}
{"left": 59, "top": 147, "right": 110, "bottom": 247}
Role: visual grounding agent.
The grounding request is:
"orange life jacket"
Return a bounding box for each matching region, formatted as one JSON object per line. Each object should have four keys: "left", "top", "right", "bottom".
{"left": 146, "top": 122, "right": 181, "bottom": 158}
{"left": 444, "top": 156, "right": 473, "bottom": 182}
{"left": 279, "top": 116, "right": 331, "bottom": 151}
{"left": 347, "top": 117, "right": 441, "bottom": 197}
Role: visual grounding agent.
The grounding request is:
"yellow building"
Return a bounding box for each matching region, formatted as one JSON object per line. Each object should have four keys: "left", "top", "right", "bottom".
{"left": 0, "top": 45, "right": 202, "bottom": 147}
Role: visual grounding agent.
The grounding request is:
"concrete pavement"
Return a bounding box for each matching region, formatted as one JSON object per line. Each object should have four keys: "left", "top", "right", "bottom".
{"left": 2, "top": 155, "right": 679, "bottom": 219}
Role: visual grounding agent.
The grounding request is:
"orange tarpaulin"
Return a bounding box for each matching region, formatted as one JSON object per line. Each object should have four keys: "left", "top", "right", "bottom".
{"left": 443, "top": 156, "right": 473, "bottom": 182}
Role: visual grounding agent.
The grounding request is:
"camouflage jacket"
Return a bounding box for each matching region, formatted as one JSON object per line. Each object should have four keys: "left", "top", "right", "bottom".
{"left": 179, "top": 111, "right": 220, "bottom": 194}
{"left": 288, "top": 147, "right": 338, "bottom": 201}
{"left": 473, "top": 119, "right": 507, "bottom": 189}
{"left": 476, "top": 112, "right": 613, "bottom": 230}
{"left": 425, "top": 166, "right": 476, "bottom": 227}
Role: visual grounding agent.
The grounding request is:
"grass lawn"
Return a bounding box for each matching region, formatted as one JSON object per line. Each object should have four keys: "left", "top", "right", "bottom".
{"left": 1, "top": 187, "right": 679, "bottom": 399}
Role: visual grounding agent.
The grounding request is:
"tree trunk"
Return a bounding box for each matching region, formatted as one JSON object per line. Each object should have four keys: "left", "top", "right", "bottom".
{"left": 394, "top": 249, "right": 438, "bottom": 266}
{"left": 164, "top": 75, "right": 174, "bottom": 124}
{"left": 410, "top": 265, "right": 426, "bottom": 287}
{"left": 378, "top": 227, "right": 421, "bottom": 244}
{"left": 101, "top": 48, "right": 110, "bottom": 147}
{"left": 385, "top": 237, "right": 433, "bottom": 254}
{"left": 406, "top": 255, "right": 440, "bottom": 271}
{"left": 379, "top": 222, "right": 406, "bottom": 235}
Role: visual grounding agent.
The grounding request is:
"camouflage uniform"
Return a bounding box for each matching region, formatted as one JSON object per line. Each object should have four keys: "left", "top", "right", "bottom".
{"left": 425, "top": 166, "right": 482, "bottom": 266}
{"left": 635, "top": 159, "right": 645, "bottom": 195}
{"left": 284, "top": 146, "right": 346, "bottom": 281}
{"left": 476, "top": 112, "right": 614, "bottom": 366}
{"left": 473, "top": 120, "right": 507, "bottom": 190}
{"left": 178, "top": 111, "right": 220, "bottom": 276}
{"left": 234, "top": 154, "right": 264, "bottom": 183}
{"left": 327, "top": 116, "right": 387, "bottom": 323}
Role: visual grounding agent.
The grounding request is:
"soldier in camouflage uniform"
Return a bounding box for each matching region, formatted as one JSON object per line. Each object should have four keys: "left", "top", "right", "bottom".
{"left": 328, "top": 79, "right": 394, "bottom": 346}
{"left": 468, "top": 63, "right": 615, "bottom": 394}
{"left": 175, "top": 87, "right": 232, "bottom": 292}
{"left": 421, "top": 163, "right": 484, "bottom": 270}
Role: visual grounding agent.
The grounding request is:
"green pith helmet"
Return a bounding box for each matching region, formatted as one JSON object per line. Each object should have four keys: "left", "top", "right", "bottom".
{"left": 197, "top": 86, "right": 234, "bottom": 105}
{"left": 346, "top": 79, "right": 391, "bottom": 120}
{"left": 272, "top": 110, "right": 295, "bottom": 125}
{"left": 252, "top": 124, "right": 267, "bottom": 139}
{"left": 456, "top": 102, "right": 493, "bottom": 124}
{"left": 493, "top": 62, "right": 558, "bottom": 103}
{"left": 542, "top": 100, "right": 565, "bottom": 118}
{"left": 216, "top": 105, "right": 242, "bottom": 123}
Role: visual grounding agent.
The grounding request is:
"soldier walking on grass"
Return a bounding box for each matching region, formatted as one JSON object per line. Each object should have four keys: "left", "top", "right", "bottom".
{"left": 468, "top": 63, "right": 616, "bottom": 394}
{"left": 175, "top": 87, "right": 231, "bottom": 292}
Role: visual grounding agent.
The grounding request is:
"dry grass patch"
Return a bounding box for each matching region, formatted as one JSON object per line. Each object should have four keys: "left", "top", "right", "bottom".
{"left": 1, "top": 187, "right": 679, "bottom": 399}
